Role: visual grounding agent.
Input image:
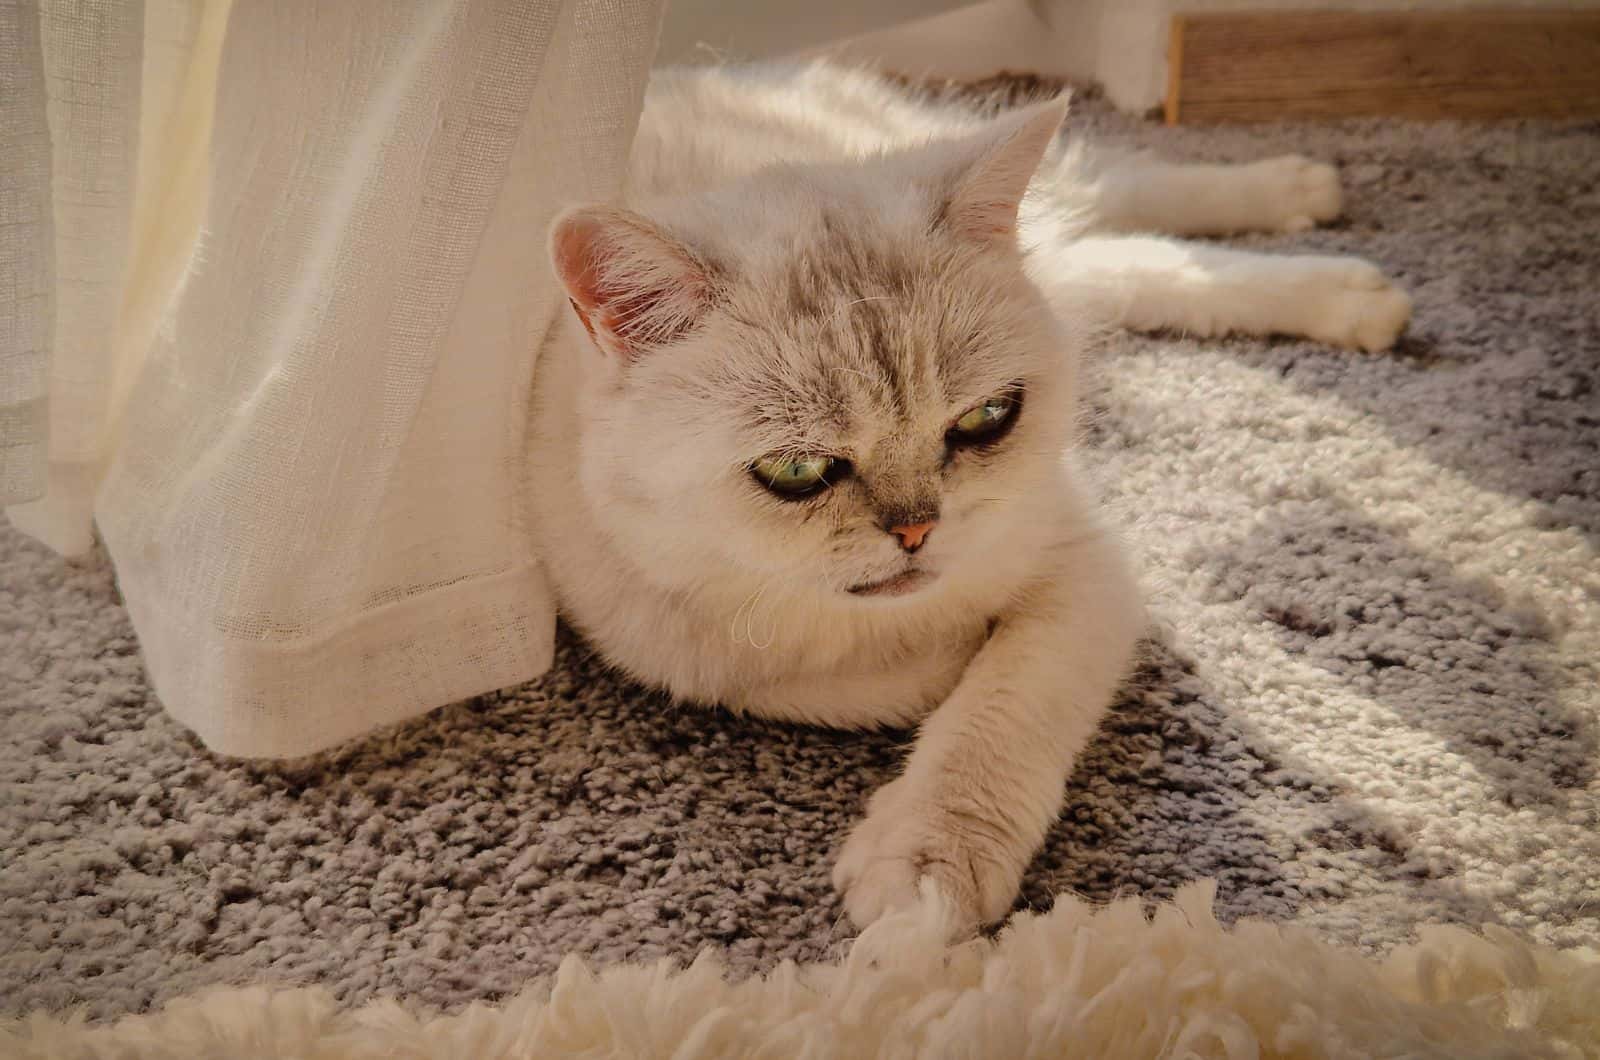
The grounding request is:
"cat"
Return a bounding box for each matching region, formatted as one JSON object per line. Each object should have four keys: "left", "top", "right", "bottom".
{"left": 526, "top": 62, "right": 1411, "bottom": 935}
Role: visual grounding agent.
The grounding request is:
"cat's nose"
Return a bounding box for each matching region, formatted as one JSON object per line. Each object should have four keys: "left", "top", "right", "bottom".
{"left": 888, "top": 520, "right": 937, "bottom": 553}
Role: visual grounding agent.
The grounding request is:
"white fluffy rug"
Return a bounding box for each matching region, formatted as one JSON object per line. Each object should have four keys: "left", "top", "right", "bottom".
{"left": 6, "top": 882, "right": 1598, "bottom": 1059}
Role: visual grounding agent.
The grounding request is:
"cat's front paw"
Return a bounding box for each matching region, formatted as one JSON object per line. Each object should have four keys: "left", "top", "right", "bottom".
{"left": 832, "top": 781, "right": 1023, "bottom": 936}
{"left": 1250, "top": 155, "right": 1343, "bottom": 233}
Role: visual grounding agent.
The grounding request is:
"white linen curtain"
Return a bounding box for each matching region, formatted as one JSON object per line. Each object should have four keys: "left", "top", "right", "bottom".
{"left": 2, "top": 0, "right": 665, "bottom": 757}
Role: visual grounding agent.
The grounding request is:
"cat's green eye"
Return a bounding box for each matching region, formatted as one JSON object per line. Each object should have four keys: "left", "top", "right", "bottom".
{"left": 949, "top": 392, "right": 1020, "bottom": 446}
{"left": 751, "top": 454, "right": 844, "bottom": 498}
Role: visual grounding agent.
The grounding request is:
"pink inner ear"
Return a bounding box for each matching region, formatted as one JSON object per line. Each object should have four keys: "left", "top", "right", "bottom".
{"left": 951, "top": 192, "right": 1026, "bottom": 241}
{"left": 944, "top": 98, "right": 1069, "bottom": 247}
{"left": 551, "top": 215, "right": 612, "bottom": 343}
{"left": 550, "top": 208, "right": 710, "bottom": 360}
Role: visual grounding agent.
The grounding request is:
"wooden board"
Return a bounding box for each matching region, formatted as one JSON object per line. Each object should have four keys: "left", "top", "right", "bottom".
{"left": 1166, "top": 9, "right": 1600, "bottom": 124}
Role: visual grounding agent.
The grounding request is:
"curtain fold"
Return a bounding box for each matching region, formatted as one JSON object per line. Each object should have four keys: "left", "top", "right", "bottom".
{"left": 3, "top": 0, "right": 664, "bottom": 757}
{"left": 0, "top": 0, "right": 52, "bottom": 508}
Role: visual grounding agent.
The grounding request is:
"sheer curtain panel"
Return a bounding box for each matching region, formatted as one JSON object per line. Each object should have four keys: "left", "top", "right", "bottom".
{"left": 2, "top": 0, "right": 665, "bottom": 757}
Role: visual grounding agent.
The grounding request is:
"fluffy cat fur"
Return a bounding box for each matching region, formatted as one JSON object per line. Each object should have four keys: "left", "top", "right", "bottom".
{"left": 528, "top": 63, "right": 1412, "bottom": 934}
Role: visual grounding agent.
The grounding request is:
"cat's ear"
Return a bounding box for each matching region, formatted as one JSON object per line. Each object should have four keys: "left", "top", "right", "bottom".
{"left": 940, "top": 96, "right": 1069, "bottom": 247}
{"left": 549, "top": 205, "right": 714, "bottom": 361}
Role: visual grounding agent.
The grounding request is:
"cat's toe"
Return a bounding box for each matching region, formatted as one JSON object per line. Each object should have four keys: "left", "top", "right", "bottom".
{"left": 1348, "top": 286, "right": 1413, "bottom": 352}
{"left": 1256, "top": 155, "right": 1343, "bottom": 231}
{"left": 1294, "top": 160, "right": 1344, "bottom": 226}
{"left": 1316, "top": 274, "right": 1413, "bottom": 352}
{"left": 833, "top": 843, "right": 924, "bottom": 928}
{"left": 1337, "top": 259, "right": 1391, "bottom": 290}
{"left": 833, "top": 801, "right": 1019, "bottom": 936}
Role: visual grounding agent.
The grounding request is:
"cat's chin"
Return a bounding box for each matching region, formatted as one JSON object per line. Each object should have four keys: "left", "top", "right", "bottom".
{"left": 846, "top": 569, "right": 936, "bottom": 599}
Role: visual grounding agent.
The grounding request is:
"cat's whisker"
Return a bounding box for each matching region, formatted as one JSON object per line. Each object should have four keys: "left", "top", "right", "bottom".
{"left": 730, "top": 584, "right": 762, "bottom": 646}
{"left": 743, "top": 582, "right": 767, "bottom": 648}
{"left": 822, "top": 295, "right": 895, "bottom": 329}
{"left": 731, "top": 575, "right": 790, "bottom": 649}
{"left": 748, "top": 582, "right": 780, "bottom": 650}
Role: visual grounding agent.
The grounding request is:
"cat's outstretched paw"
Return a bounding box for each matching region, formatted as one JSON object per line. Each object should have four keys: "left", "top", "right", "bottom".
{"left": 1249, "top": 154, "right": 1343, "bottom": 233}
{"left": 832, "top": 781, "right": 1022, "bottom": 936}
{"left": 1297, "top": 257, "right": 1413, "bottom": 352}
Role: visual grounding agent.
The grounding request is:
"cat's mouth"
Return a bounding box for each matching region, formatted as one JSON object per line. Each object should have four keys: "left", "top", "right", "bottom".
{"left": 847, "top": 568, "right": 935, "bottom": 598}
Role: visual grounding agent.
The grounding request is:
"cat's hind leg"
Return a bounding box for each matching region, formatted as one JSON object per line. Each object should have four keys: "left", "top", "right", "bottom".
{"left": 1032, "top": 235, "right": 1412, "bottom": 353}
{"left": 1068, "top": 151, "right": 1345, "bottom": 236}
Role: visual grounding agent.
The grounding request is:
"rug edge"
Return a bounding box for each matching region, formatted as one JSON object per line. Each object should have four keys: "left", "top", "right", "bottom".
{"left": 6, "top": 881, "right": 1597, "bottom": 1059}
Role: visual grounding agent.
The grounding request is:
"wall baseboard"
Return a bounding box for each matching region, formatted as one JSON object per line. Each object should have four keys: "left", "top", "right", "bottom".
{"left": 1166, "top": 9, "right": 1600, "bottom": 124}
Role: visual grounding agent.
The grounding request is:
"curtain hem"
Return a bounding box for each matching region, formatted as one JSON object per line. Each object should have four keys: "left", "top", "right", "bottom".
{"left": 107, "top": 555, "right": 557, "bottom": 759}
{"left": 5, "top": 459, "right": 101, "bottom": 555}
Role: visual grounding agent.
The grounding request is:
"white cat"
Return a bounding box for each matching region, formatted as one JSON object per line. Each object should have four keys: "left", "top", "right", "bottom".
{"left": 527, "top": 63, "right": 1411, "bottom": 935}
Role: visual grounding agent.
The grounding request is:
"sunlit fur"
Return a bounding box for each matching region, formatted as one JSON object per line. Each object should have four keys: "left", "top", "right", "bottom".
{"left": 528, "top": 62, "right": 1405, "bottom": 933}
{"left": 535, "top": 67, "right": 1093, "bottom": 712}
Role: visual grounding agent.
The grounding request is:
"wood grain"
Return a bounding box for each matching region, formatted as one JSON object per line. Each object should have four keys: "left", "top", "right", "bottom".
{"left": 1167, "top": 10, "right": 1600, "bottom": 124}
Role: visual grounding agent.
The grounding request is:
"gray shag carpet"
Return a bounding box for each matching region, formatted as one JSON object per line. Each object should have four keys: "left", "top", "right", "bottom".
{"left": 3, "top": 93, "right": 1598, "bottom": 1022}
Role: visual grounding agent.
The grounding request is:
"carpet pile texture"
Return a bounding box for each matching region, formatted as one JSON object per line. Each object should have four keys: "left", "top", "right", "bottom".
{"left": 2, "top": 86, "right": 1597, "bottom": 1053}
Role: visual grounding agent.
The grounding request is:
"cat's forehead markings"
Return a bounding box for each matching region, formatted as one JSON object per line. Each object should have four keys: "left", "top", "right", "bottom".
{"left": 848, "top": 295, "right": 915, "bottom": 417}
{"left": 782, "top": 255, "right": 830, "bottom": 323}
{"left": 792, "top": 210, "right": 912, "bottom": 296}
{"left": 759, "top": 211, "right": 991, "bottom": 434}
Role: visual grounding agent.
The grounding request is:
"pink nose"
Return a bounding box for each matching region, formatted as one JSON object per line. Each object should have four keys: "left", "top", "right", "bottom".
{"left": 889, "top": 520, "right": 937, "bottom": 553}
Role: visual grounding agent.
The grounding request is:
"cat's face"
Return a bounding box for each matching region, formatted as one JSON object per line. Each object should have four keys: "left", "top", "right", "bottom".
{"left": 550, "top": 101, "right": 1077, "bottom": 603}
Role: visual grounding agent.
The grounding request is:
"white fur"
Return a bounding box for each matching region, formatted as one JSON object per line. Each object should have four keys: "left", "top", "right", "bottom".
{"left": 7, "top": 883, "right": 1596, "bottom": 1058}
{"left": 1035, "top": 239, "right": 1414, "bottom": 354}
{"left": 1085, "top": 152, "right": 1345, "bottom": 236}
{"left": 529, "top": 63, "right": 1412, "bottom": 934}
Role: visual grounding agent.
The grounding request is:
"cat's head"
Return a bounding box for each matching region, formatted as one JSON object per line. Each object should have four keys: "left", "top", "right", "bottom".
{"left": 547, "top": 99, "right": 1081, "bottom": 603}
